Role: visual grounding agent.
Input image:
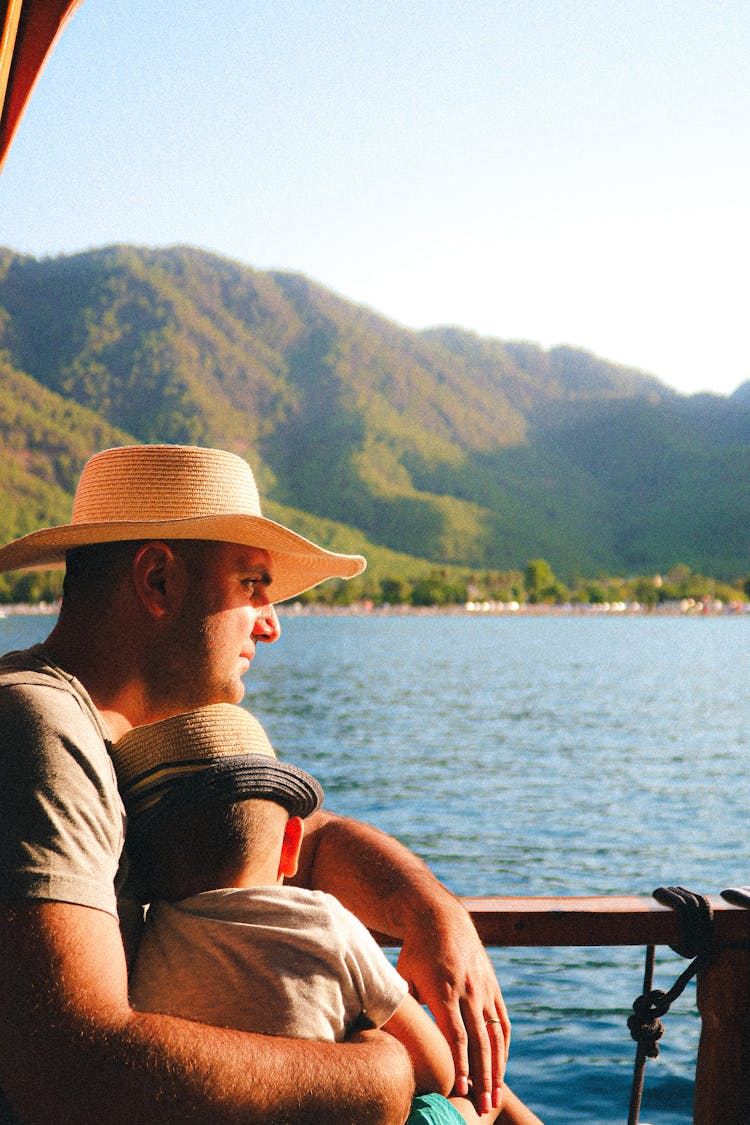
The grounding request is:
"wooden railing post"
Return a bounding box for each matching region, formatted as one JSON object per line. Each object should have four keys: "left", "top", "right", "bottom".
{"left": 694, "top": 945, "right": 750, "bottom": 1125}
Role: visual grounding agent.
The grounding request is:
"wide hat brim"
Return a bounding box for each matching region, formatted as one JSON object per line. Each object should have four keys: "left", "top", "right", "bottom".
{"left": 0, "top": 514, "right": 366, "bottom": 605}
{"left": 0, "top": 444, "right": 366, "bottom": 604}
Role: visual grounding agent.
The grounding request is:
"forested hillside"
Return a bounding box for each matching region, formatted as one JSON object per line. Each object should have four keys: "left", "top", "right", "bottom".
{"left": 1, "top": 243, "right": 749, "bottom": 591}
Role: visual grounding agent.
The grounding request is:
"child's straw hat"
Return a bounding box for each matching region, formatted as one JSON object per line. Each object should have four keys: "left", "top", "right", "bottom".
{"left": 111, "top": 703, "right": 324, "bottom": 840}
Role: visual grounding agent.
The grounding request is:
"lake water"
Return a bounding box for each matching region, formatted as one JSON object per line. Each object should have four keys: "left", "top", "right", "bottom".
{"left": 3, "top": 610, "right": 749, "bottom": 1124}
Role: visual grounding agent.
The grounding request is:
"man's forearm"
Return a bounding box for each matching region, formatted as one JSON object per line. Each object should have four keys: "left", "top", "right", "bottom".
{"left": 59, "top": 1014, "right": 414, "bottom": 1125}
{"left": 5, "top": 1003, "right": 414, "bottom": 1125}
{"left": 295, "top": 808, "right": 457, "bottom": 936}
{"left": 0, "top": 901, "right": 414, "bottom": 1125}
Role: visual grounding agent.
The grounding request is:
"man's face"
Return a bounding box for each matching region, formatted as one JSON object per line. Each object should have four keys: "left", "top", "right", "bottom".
{"left": 155, "top": 541, "right": 281, "bottom": 711}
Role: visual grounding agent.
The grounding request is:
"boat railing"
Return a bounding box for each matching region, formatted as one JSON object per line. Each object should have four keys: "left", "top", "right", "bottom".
{"left": 375, "top": 895, "right": 750, "bottom": 1125}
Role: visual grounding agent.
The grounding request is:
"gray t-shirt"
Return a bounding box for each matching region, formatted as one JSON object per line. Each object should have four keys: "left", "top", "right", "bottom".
{"left": 130, "top": 884, "right": 409, "bottom": 1040}
{"left": 0, "top": 644, "right": 126, "bottom": 917}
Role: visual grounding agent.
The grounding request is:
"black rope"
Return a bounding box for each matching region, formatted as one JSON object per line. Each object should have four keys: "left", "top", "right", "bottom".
{"left": 654, "top": 885, "right": 714, "bottom": 959}
{"left": 626, "top": 886, "right": 714, "bottom": 1125}
{"left": 720, "top": 885, "right": 750, "bottom": 910}
{"left": 627, "top": 942, "right": 659, "bottom": 1125}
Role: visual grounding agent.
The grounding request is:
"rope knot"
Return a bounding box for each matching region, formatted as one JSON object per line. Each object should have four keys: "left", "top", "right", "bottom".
{"left": 627, "top": 989, "right": 668, "bottom": 1058}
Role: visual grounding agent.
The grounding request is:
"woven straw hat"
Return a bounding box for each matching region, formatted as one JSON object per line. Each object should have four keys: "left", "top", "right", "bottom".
{"left": 0, "top": 444, "right": 366, "bottom": 604}
{"left": 111, "top": 703, "right": 324, "bottom": 841}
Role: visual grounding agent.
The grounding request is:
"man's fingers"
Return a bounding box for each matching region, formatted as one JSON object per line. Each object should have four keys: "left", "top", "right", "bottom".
{"left": 433, "top": 993, "right": 511, "bottom": 1113}
{"left": 487, "top": 998, "right": 512, "bottom": 1065}
{"left": 461, "top": 999, "right": 511, "bottom": 1113}
{"left": 485, "top": 1008, "right": 511, "bottom": 1107}
{"left": 432, "top": 1003, "right": 471, "bottom": 1096}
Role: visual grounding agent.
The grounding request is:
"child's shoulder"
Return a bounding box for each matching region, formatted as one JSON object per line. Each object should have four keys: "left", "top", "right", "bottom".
{"left": 284, "top": 886, "right": 372, "bottom": 936}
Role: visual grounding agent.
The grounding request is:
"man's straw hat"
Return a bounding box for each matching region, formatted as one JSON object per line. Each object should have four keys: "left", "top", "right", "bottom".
{"left": 0, "top": 444, "right": 366, "bottom": 603}
{"left": 111, "top": 703, "right": 324, "bottom": 841}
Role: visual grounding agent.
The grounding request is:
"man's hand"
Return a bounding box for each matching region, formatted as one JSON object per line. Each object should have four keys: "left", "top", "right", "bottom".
{"left": 396, "top": 897, "right": 510, "bottom": 1116}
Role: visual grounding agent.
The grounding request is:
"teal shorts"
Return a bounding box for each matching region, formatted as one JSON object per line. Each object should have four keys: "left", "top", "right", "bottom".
{"left": 406, "top": 1092, "right": 465, "bottom": 1124}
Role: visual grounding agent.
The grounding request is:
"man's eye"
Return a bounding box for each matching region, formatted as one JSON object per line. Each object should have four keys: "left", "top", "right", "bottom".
{"left": 241, "top": 569, "right": 271, "bottom": 597}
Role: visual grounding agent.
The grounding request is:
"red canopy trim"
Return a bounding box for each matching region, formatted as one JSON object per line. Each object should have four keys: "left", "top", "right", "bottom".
{"left": 0, "top": 0, "right": 83, "bottom": 172}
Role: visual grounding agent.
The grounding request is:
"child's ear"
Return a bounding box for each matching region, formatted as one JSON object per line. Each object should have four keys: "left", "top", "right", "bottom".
{"left": 278, "top": 816, "right": 304, "bottom": 879}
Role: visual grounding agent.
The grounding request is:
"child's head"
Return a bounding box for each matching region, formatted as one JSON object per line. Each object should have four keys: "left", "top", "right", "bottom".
{"left": 111, "top": 704, "right": 324, "bottom": 902}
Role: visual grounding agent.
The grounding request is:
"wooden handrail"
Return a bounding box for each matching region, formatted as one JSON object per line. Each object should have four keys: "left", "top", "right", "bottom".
{"left": 464, "top": 894, "right": 750, "bottom": 947}
{"left": 373, "top": 894, "right": 750, "bottom": 948}
{"left": 376, "top": 895, "right": 750, "bottom": 1125}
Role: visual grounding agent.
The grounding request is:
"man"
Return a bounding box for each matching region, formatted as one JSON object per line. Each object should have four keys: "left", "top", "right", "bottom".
{"left": 0, "top": 444, "right": 510, "bottom": 1124}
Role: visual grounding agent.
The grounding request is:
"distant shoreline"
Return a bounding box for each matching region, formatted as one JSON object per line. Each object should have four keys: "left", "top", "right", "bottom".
{"left": 1, "top": 598, "right": 747, "bottom": 620}
{"left": 278, "top": 598, "right": 749, "bottom": 618}
{"left": 0, "top": 601, "right": 60, "bottom": 618}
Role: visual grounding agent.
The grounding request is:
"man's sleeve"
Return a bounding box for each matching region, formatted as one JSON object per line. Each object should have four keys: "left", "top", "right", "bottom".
{"left": 0, "top": 681, "right": 124, "bottom": 916}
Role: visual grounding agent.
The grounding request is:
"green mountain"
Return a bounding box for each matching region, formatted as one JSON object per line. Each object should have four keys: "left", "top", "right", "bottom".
{"left": 1, "top": 243, "right": 749, "bottom": 584}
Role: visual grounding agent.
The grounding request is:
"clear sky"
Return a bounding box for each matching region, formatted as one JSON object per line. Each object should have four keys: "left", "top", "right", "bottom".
{"left": 2, "top": 0, "right": 749, "bottom": 396}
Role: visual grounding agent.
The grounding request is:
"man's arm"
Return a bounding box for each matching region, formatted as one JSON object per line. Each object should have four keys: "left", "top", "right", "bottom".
{"left": 294, "top": 809, "right": 510, "bottom": 1118}
{"left": 0, "top": 900, "right": 414, "bottom": 1125}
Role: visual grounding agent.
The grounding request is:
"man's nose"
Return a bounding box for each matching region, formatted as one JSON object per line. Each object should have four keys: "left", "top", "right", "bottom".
{"left": 253, "top": 603, "right": 281, "bottom": 643}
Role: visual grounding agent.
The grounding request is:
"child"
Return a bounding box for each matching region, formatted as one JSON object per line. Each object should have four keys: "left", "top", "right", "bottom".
{"left": 112, "top": 704, "right": 543, "bottom": 1125}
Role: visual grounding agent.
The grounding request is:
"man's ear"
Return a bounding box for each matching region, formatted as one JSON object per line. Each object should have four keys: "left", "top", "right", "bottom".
{"left": 278, "top": 816, "right": 304, "bottom": 879}
{"left": 131, "top": 541, "right": 187, "bottom": 619}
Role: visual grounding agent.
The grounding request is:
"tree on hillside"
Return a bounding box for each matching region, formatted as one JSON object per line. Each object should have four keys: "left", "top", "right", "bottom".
{"left": 410, "top": 571, "right": 468, "bottom": 607}
{"left": 523, "top": 558, "right": 568, "bottom": 603}
{"left": 630, "top": 576, "right": 660, "bottom": 608}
